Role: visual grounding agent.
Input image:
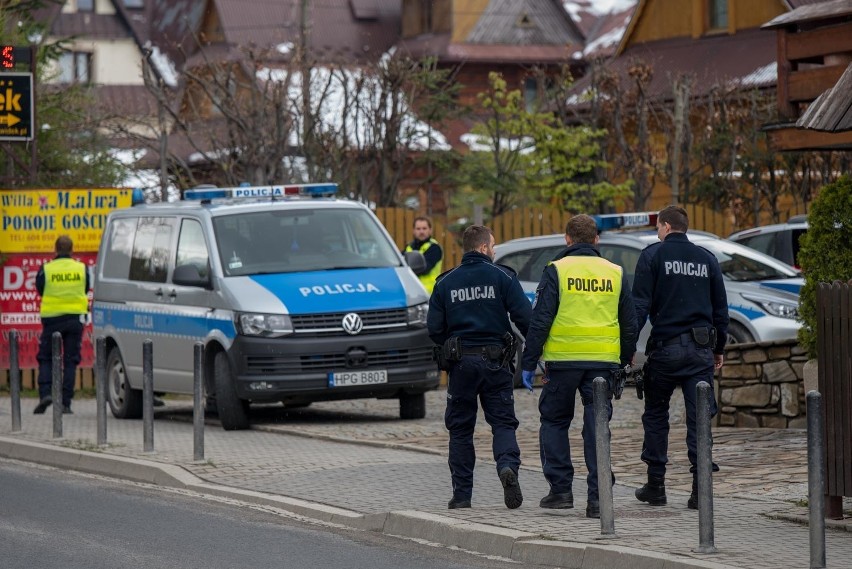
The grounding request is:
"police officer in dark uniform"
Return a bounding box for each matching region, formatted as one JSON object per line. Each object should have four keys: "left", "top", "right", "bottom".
{"left": 427, "top": 225, "right": 532, "bottom": 510}
{"left": 632, "top": 205, "right": 729, "bottom": 509}
{"left": 521, "top": 214, "right": 637, "bottom": 518}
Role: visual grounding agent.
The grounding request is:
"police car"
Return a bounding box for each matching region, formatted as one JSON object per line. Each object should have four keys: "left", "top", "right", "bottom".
{"left": 494, "top": 212, "right": 803, "bottom": 361}
{"left": 93, "top": 183, "right": 439, "bottom": 430}
{"left": 728, "top": 215, "right": 808, "bottom": 269}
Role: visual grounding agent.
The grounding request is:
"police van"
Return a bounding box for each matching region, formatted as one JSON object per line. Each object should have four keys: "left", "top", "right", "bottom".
{"left": 93, "top": 183, "right": 439, "bottom": 430}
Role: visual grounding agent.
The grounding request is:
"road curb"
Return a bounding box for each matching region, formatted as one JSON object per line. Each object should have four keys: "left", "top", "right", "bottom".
{"left": 0, "top": 435, "right": 741, "bottom": 569}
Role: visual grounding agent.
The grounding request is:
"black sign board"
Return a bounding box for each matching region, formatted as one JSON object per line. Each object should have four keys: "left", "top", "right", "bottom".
{"left": 0, "top": 72, "right": 33, "bottom": 141}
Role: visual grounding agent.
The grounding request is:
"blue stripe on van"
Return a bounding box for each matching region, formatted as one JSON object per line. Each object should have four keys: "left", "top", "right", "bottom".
{"left": 93, "top": 304, "right": 236, "bottom": 339}
{"left": 250, "top": 268, "right": 407, "bottom": 314}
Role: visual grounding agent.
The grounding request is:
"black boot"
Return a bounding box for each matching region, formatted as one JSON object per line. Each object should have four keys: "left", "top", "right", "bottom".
{"left": 688, "top": 479, "right": 698, "bottom": 510}
{"left": 635, "top": 475, "right": 667, "bottom": 506}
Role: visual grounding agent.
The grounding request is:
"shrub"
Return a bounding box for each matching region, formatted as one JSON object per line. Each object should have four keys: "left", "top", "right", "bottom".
{"left": 797, "top": 175, "right": 852, "bottom": 357}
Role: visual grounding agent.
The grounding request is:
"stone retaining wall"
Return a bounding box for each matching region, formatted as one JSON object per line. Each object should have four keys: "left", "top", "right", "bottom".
{"left": 718, "top": 339, "right": 809, "bottom": 428}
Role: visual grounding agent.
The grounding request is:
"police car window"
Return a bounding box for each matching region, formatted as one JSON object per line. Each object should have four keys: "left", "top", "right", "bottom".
{"left": 129, "top": 217, "right": 173, "bottom": 283}
{"left": 497, "top": 250, "right": 536, "bottom": 278}
{"left": 175, "top": 219, "right": 209, "bottom": 279}
{"left": 791, "top": 229, "right": 806, "bottom": 267}
{"left": 598, "top": 245, "right": 639, "bottom": 288}
{"left": 699, "top": 240, "right": 796, "bottom": 281}
{"left": 525, "top": 246, "right": 565, "bottom": 282}
{"left": 213, "top": 208, "right": 399, "bottom": 276}
{"left": 737, "top": 233, "right": 776, "bottom": 258}
{"left": 102, "top": 217, "right": 136, "bottom": 279}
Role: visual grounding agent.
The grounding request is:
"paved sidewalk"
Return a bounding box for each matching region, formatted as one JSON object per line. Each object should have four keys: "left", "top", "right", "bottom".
{"left": 1, "top": 393, "right": 850, "bottom": 569}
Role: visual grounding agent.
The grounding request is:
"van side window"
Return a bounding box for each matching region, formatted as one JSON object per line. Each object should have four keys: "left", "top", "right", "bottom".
{"left": 176, "top": 219, "right": 210, "bottom": 279}
{"left": 129, "top": 217, "right": 173, "bottom": 283}
{"left": 102, "top": 218, "right": 137, "bottom": 279}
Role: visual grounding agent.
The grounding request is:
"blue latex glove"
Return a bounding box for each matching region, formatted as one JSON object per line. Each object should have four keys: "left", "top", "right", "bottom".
{"left": 522, "top": 370, "right": 535, "bottom": 393}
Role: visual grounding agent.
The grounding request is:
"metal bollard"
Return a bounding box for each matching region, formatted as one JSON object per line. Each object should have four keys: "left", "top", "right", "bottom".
{"left": 806, "top": 391, "right": 826, "bottom": 569}
{"left": 142, "top": 339, "right": 154, "bottom": 453}
{"left": 193, "top": 342, "right": 205, "bottom": 462}
{"left": 10, "top": 329, "right": 22, "bottom": 432}
{"left": 96, "top": 336, "right": 107, "bottom": 446}
{"left": 52, "top": 332, "right": 63, "bottom": 438}
{"left": 593, "top": 377, "right": 616, "bottom": 536}
{"left": 695, "top": 381, "right": 717, "bottom": 554}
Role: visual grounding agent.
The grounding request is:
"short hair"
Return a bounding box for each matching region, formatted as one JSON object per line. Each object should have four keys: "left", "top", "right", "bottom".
{"left": 658, "top": 205, "right": 689, "bottom": 232}
{"left": 55, "top": 235, "right": 73, "bottom": 255}
{"left": 462, "top": 225, "right": 493, "bottom": 252}
{"left": 565, "top": 214, "right": 598, "bottom": 244}
{"left": 413, "top": 216, "right": 432, "bottom": 229}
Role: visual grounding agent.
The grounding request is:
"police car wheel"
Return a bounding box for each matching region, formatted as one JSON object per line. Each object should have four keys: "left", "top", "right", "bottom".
{"left": 213, "top": 351, "right": 250, "bottom": 430}
{"left": 106, "top": 347, "right": 143, "bottom": 419}
{"left": 399, "top": 392, "right": 426, "bottom": 420}
{"left": 726, "top": 322, "right": 754, "bottom": 345}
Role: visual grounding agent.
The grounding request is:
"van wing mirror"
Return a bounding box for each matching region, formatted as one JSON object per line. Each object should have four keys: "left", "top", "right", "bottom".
{"left": 173, "top": 264, "right": 211, "bottom": 288}
{"left": 404, "top": 251, "right": 427, "bottom": 275}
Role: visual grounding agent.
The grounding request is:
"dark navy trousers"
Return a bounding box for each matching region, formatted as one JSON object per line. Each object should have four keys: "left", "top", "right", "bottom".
{"left": 37, "top": 315, "right": 84, "bottom": 407}
{"left": 539, "top": 368, "right": 612, "bottom": 500}
{"left": 445, "top": 355, "right": 520, "bottom": 501}
{"left": 641, "top": 335, "right": 717, "bottom": 478}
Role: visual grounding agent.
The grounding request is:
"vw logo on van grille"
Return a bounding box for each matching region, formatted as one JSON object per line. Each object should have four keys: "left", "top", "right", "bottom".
{"left": 342, "top": 313, "right": 363, "bottom": 335}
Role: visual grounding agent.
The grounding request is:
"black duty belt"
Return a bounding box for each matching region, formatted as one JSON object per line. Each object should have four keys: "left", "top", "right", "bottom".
{"left": 654, "top": 333, "right": 691, "bottom": 348}
{"left": 461, "top": 345, "right": 502, "bottom": 356}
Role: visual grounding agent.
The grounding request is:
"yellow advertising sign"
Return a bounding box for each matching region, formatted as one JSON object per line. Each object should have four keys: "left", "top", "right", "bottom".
{"left": 1, "top": 188, "right": 134, "bottom": 253}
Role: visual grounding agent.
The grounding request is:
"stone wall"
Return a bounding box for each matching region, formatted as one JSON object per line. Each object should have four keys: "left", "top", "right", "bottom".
{"left": 718, "top": 339, "right": 809, "bottom": 428}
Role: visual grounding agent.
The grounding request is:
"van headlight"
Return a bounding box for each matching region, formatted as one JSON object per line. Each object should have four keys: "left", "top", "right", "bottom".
{"left": 237, "top": 313, "right": 294, "bottom": 337}
{"left": 407, "top": 303, "right": 428, "bottom": 328}
{"left": 741, "top": 294, "right": 799, "bottom": 320}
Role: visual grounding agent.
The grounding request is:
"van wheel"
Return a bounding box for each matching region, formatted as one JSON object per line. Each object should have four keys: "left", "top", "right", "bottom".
{"left": 727, "top": 322, "right": 754, "bottom": 345}
{"left": 399, "top": 392, "right": 426, "bottom": 419}
{"left": 107, "top": 347, "right": 142, "bottom": 419}
{"left": 213, "top": 351, "right": 250, "bottom": 430}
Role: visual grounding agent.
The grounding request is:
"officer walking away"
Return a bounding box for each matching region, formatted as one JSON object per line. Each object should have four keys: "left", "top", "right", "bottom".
{"left": 404, "top": 216, "right": 443, "bottom": 294}
{"left": 427, "top": 225, "right": 532, "bottom": 509}
{"left": 33, "top": 235, "right": 91, "bottom": 415}
{"left": 521, "top": 214, "right": 638, "bottom": 518}
{"left": 632, "top": 206, "right": 728, "bottom": 509}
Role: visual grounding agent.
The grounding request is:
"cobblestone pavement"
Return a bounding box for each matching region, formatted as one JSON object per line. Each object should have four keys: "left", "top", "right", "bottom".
{"left": 2, "top": 393, "right": 851, "bottom": 569}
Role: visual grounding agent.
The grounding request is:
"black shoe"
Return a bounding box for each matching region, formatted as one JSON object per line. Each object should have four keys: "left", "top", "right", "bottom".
{"left": 33, "top": 397, "right": 52, "bottom": 414}
{"left": 62, "top": 405, "right": 73, "bottom": 415}
{"left": 153, "top": 397, "right": 165, "bottom": 407}
{"left": 688, "top": 491, "right": 698, "bottom": 510}
{"left": 539, "top": 491, "right": 574, "bottom": 509}
{"left": 586, "top": 500, "right": 600, "bottom": 519}
{"left": 499, "top": 467, "right": 523, "bottom": 509}
{"left": 448, "top": 496, "right": 471, "bottom": 509}
{"left": 635, "top": 476, "right": 667, "bottom": 506}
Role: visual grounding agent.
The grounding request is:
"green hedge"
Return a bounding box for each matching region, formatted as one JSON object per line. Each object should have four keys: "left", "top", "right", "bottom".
{"left": 797, "top": 175, "right": 852, "bottom": 357}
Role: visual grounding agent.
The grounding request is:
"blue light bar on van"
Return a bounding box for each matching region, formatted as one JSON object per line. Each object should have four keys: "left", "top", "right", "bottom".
{"left": 593, "top": 212, "right": 658, "bottom": 232}
{"left": 184, "top": 183, "right": 339, "bottom": 201}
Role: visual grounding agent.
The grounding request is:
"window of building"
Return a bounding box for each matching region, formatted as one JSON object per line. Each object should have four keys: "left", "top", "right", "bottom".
{"left": 77, "top": 0, "right": 95, "bottom": 12}
{"left": 524, "top": 77, "right": 538, "bottom": 112}
{"left": 58, "top": 51, "right": 92, "bottom": 83}
{"left": 708, "top": 0, "right": 728, "bottom": 30}
{"left": 123, "top": 0, "right": 145, "bottom": 8}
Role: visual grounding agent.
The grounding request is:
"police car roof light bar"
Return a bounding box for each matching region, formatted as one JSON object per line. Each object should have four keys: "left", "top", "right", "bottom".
{"left": 593, "top": 211, "right": 659, "bottom": 232}
{"left": 183, "top": 183, "right": 339, "bottom": 202}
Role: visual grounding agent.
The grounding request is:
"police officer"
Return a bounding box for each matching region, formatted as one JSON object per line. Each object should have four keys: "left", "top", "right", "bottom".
{"left": 632, "top": 206, "right": 728, "bottom": 509}
{"left": 404, "top": 216, "right": 443, "bottom": 294}
{"left": 34, "top": 235, "right": 91, "bottom": 415}
{"left": 521, "top": 214, "right": 637, "bottom": 518}
{"left": 427, "top": 225, "right": 532, "bottom": 509}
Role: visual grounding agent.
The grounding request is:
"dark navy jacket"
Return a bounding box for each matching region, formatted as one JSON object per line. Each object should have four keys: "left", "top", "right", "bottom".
{"left": 522, "top": 243, "right": 638, "bottom": 370}
{"left": 632, "top": 232, "right": 729, "bottom": 354}
{"left": 428, "top": 251, "right": 531, "bottom": 347}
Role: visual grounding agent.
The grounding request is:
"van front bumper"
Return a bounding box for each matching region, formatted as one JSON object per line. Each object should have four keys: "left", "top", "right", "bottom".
{"left": 227, "top": 328, "right": 440, "bottom": 402}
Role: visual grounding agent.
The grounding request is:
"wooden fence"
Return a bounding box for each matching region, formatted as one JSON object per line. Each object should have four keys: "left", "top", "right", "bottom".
{"left": 817, "top": 280, "right": 852, "bottom": 518}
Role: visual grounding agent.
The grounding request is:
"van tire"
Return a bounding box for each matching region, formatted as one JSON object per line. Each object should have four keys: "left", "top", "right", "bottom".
{"left": 213, "top": 351, "right": 250, "bottom": 430}
{"left": 399, "top": 392, "right": 426, "bottom": 419}
{"left": 107, "top": 347, "right": 142, "bottom": 419}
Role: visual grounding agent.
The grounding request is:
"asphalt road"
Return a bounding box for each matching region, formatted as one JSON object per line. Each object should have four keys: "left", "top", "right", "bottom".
{"left": 0, "top": 459, "right": 556, "bottom": 569}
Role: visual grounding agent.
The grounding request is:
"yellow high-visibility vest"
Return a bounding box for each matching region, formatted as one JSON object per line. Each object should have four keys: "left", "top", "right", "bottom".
{"left": 40, "top": 258, "right": 88, "bottom": 317}
{"left": 541, "top": 255, "right": 621, "bottom": 363}
{"left": 405, "top": 238, "right": 442, "bottom": 294}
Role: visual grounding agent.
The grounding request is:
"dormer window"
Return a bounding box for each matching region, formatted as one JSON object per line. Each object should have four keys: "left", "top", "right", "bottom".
{"left": 123, "top": 0, "right": 145, "bottom": 8}
{"left": 77, "top": 0, "right": 94, "bottom": 12}
{"left": 708, "top": 0, "right": 728, "bottom": 31}
{"left": 516, "top": 12, "right": 535, "bottom": 29}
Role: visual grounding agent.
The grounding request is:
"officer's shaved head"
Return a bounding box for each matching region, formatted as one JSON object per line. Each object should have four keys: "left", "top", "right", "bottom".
{"left": 55, "top": 235, "right": 73, "bottom": 255}
{"left": 658, "top": 206, "right": 689, "bottom": 232}
{"left": 462, "top": 225, "right": 493, "bottom": 252}
{"left": 565, "top": 215, "right": 597, "bottom": 245}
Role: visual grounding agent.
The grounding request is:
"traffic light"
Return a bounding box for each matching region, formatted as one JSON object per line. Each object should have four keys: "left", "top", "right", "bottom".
{"left": 1, "top": 46, "right": 31, "bottom": 70}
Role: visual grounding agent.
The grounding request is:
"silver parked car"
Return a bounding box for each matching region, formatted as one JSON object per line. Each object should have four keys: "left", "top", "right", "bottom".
{"left": 494, "top": 215, "right": 803, "bottom": 366}
{"left": 728, "top": 215, "right": 808, "bottom": 269}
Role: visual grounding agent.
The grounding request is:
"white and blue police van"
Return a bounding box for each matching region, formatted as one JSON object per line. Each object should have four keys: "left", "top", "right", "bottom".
{"left": 93, "top": 183, "right": 439, "bottom": 430}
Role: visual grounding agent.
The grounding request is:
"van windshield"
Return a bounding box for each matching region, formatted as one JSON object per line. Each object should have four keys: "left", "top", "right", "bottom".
{"left": 212, "top": 208, "right": 401, "bottom": 276}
